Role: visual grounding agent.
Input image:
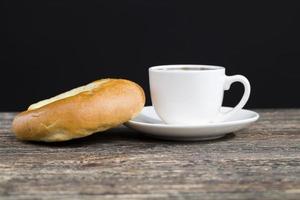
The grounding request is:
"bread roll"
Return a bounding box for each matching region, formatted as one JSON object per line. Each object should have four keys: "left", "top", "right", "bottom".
{"left": 12, "top": 79, "right": 145, "bottom": 142}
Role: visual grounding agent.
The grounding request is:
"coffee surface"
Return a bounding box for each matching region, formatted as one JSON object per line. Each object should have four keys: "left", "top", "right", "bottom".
{"left": 159, "top": 67, "right": 216, "bottom": 71}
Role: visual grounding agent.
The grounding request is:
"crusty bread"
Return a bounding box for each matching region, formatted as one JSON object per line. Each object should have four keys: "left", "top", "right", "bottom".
{"left": 12, "top": 79, "right": 145, "bottom": 142}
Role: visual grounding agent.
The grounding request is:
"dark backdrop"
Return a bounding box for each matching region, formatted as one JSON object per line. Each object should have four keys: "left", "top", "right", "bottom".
{"left": 1, "top": 1, "right": 300, "bottom": 111}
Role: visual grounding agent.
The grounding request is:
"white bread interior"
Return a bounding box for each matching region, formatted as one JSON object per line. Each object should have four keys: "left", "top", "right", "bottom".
{"left": 28, "top": 79, "right": 110, "bottom": 111}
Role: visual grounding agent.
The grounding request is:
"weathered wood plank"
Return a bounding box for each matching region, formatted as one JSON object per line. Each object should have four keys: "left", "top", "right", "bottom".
{"left": 0, "top": 110, "right": 300, "bottom": 200}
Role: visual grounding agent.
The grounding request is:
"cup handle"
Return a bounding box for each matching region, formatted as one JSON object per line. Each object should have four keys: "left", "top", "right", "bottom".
{"left": 214, "top": 75, "right": 251, "bottom": 122}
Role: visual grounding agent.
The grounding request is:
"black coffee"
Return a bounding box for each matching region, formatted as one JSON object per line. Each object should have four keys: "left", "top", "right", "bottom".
{"left": 160, "top": 67, "right": 216, "bottom": 71}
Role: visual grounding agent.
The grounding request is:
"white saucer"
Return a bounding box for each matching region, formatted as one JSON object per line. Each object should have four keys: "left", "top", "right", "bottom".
{"left": 125, "top": 106, "right": 259, "bottom": 141}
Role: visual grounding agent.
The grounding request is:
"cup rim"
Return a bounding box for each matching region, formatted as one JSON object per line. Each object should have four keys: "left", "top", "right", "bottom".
{"left": 149, "top": 64, "right": 224, "bottom": 72}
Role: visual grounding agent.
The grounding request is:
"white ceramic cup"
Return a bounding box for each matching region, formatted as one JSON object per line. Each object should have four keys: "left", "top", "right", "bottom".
{"left": 149, "top": 65, "right": 251, "bottom": 125}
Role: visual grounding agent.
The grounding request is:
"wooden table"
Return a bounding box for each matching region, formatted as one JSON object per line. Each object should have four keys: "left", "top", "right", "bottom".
{"left": 0, "top": 110, "right": 300, "bottom": 200}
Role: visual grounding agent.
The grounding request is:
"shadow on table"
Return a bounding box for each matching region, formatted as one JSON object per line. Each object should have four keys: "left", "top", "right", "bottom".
{"left": 24, "top": 126, "right": 236, "bottom": 147}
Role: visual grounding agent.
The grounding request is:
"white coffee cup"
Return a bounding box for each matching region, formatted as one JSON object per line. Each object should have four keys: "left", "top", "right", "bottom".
{"left": 149, "top": 65, "right": 251, "bottom": 125}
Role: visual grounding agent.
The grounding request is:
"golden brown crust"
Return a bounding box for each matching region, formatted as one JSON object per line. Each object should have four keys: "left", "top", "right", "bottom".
{"left": 12, "top": 79, "right": 145, "bottom": 142}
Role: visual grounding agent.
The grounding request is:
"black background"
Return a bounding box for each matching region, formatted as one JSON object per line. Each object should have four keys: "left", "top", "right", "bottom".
{"left": 1, "top": 1, "right": 300, "bottom": 111}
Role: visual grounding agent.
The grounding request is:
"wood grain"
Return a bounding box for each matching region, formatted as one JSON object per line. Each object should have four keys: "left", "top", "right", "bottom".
{"left": 0, "top": 110, "right": 300, "bottom": 200}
